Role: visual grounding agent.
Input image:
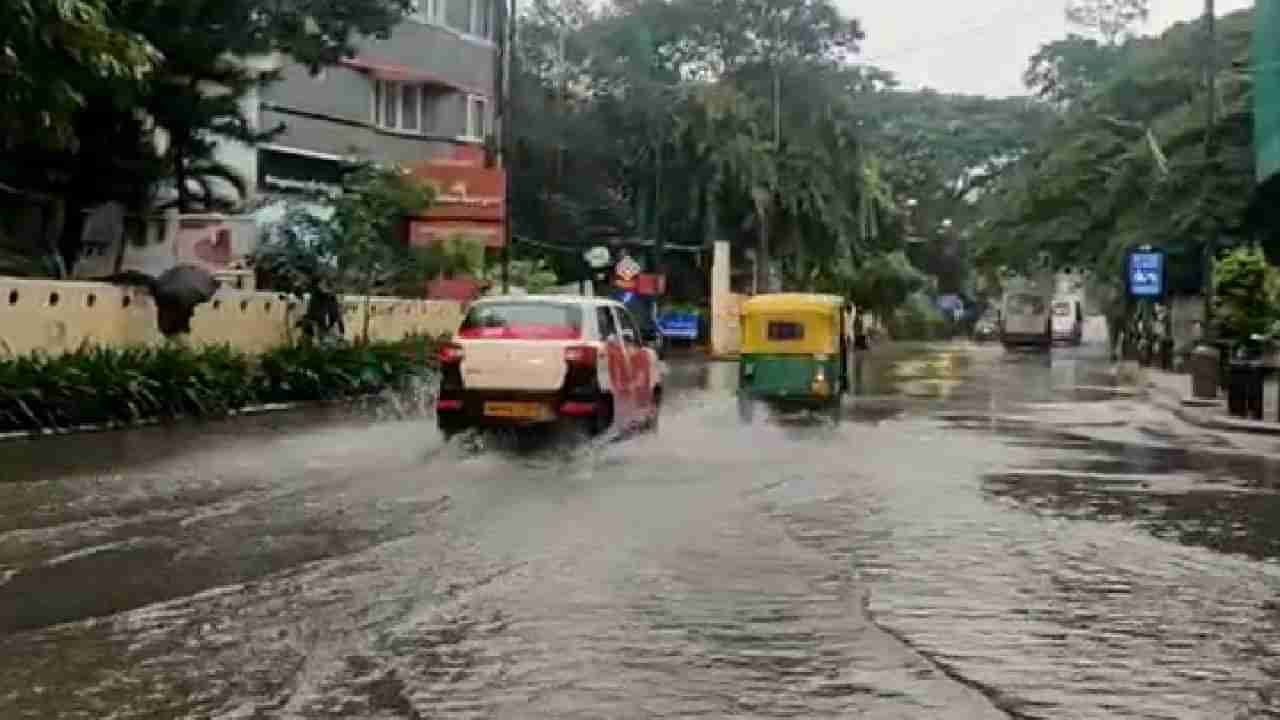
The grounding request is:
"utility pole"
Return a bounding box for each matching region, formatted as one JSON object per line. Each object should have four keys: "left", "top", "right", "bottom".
{"left": 1202, "top": 0, "right": 1217, "bottom": 337}
{"left": 653, "top": 140, "right": 663, "bottom": 277}
{"left": 498, "top": 0, "right": 515, "bottom": 293}
{"left": 772, "top": 13, "right": 782, "bottom": 149}
{"left": 554, "top": 23, "right": 567, "bottom": 284}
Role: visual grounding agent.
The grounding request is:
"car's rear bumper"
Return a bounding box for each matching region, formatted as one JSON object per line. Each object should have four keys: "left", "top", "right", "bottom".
{"left": 436, "top": 389, "right": 603, "bottom": 428}
{"left": 747, "top": 389, "right": 839, "bottom": 407}
{"left": 1002, "top": 333, "right": 1050, "bottom": 346}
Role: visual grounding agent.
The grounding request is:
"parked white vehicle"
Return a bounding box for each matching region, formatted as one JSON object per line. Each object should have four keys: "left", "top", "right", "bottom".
{"left": 435, "top": 295, "right": 664, "bottom": 438}
{"left": 1050, "top": 298, "right": 1083, "bottom": 346}
{"left": 1001, "top": 292, "right": 1051, "bottom": 349}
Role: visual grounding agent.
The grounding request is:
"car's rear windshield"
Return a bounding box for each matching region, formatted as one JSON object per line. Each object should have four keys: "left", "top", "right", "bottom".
{"left": 1006, "top": 294, "right": 1045, "bottom": 315}
{"left": 459, "top": 302, "right": 584, "bottom": 340}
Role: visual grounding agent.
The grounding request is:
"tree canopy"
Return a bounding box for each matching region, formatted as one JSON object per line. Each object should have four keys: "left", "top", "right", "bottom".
{"left": 1, "top": 0, "right": 158, "bottom": 150}
{"left": 975, "top": 7, "right": 1254, "bottom": 309}
{"left": 508, "top": 0, "right": 1047, "bottom": 311}
{"left": 1, "top": 0, "right": 412, "bottom": 269}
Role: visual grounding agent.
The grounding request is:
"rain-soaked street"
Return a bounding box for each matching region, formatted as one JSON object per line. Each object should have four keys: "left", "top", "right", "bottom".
{"left": 6, "top": 343, "right": 1280, "bottom": 719}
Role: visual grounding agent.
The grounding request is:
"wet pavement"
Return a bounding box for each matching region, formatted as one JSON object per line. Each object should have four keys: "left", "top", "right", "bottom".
{"left": 4, "top": 343, "right": 1280, "bottom": 718}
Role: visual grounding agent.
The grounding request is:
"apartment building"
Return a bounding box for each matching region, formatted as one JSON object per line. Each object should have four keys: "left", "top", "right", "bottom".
{"left": 236, "top": 0, "right": 506, "bottom": 249}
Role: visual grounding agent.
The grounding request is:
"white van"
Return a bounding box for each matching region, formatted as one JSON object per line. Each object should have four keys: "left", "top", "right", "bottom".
{"left": 1001, "top": 292, "right": 1051, "bottom": 349}
{"left": 1050, "top": 298, "right": 1083, "bottom": 346}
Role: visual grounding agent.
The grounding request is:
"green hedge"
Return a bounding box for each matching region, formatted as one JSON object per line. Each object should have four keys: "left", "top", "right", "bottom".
{"left": 0, "top": 335, "right": 444, "bottom": 434}
{"left": 886, "top": 293, "right": 948, "bottom": 341}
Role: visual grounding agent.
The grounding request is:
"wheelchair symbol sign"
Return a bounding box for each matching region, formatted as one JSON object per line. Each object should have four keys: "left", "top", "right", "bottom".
{"left": 1128, "top": 250, "right": 1164, "bottom": 299}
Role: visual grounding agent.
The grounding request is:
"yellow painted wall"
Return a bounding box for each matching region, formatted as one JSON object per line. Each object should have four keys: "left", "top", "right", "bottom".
{"left": 0, "top": 277, "right": 462, "bottom": 356}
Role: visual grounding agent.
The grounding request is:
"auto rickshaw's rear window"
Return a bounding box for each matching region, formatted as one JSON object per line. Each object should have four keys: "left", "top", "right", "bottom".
{"left": 767, "top": 321, "right": 805, "bottom": 341}
{"left": 459, "top": 303, "right": 584, "bottom": 340}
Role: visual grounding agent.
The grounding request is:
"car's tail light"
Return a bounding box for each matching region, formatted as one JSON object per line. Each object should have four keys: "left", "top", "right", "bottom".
{"left": 439, "top": 343, "right": 464, "bottom": 364}
{"left": 559, "top": 401, "right": 598, "bottom": 416}
{"left": 564, "top": 345, "right": 597, "bottom": 367}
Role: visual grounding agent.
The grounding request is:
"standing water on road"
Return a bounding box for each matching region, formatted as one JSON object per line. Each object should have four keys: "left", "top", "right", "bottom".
{"left": 3, "top": 344, "right": 1280, "bottom": 718}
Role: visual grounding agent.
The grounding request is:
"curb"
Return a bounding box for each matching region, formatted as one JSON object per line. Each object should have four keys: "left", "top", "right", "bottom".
{"left": 1145, "top": 381, "right": 1280, "bottom": 437}
{"left": 0, "top": 393, "right": 428, "bottom": 444}
{"left": 0, "top": 402, "right": 306, "bottom": 443}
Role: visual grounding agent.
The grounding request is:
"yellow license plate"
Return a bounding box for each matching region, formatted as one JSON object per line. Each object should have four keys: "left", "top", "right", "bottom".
{"left": 484, "top": 401, "right": 549, "bottom": 419}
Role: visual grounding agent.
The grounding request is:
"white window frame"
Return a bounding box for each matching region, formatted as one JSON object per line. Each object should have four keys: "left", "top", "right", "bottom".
{"left": 410, "top": 0, "right": 495, "bottom": 45}
{"left": 463, "top": 95, "right": 489, "bottom": 142}
{"left": 408, "top": 0, "right": 444, "bottom": 24}
{"left": 468, "top": 0, "right": 493, "bottom": 40}
{"left": 372, "top": 79, "right": 437, "bottom": 135}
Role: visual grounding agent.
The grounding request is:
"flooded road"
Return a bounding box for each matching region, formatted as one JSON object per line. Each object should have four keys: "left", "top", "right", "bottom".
{"left": 4, "top": 343, "right": 1280, "bottom": 718}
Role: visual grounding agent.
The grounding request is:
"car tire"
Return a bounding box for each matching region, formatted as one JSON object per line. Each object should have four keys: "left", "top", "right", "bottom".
{"left": 589, "top": 394, "right": 614, "bottom": 436}
{"left": 439, "top": 422, "right": 464, "bottom": 442}
{"left": 826, "top": 396, "right": 842, "bottom": 424}
{"left": 645, "top": 388, "right": 662, "bottom": 433}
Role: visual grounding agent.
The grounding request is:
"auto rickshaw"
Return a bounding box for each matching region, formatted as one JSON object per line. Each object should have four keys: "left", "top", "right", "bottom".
{"left": 737, "top": 293, "right": 851, "bottom": 422}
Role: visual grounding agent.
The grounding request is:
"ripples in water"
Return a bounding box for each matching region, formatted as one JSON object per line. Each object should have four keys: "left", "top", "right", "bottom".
{"left": 9, "top": 347, "right": 1280, "bottom": 719}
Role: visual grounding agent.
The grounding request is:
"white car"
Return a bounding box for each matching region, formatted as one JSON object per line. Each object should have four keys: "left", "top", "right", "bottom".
{"left": 435, "top": 295, "right": 664, "bottom": 437}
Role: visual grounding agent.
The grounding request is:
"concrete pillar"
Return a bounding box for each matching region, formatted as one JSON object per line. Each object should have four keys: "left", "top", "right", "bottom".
{"left": 710, "top": 240, "right": 740, "bottom": 358}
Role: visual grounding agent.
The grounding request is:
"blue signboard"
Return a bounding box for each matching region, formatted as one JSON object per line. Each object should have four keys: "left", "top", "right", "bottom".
{"left": 658, "top": 312, "right": 700, "bottom": 340}
{"left": 1127, "top": 249, "right": 1165, "bottom": 299}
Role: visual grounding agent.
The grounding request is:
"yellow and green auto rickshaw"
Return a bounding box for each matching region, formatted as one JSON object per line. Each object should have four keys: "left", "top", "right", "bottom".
{"left": 737, "top": 293, "right": 851, "bottom": 422}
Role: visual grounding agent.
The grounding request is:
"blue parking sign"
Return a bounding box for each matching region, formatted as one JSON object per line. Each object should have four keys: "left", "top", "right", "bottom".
{"left": 1128, "top": 249, "right": 1165, "bottom": 299}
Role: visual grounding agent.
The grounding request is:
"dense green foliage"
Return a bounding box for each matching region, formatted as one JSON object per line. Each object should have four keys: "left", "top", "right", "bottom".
{"left": 885, "top": 293, "right": 948, "bottom": 341}
{"left": 1213, "top": 246, "right": 1280, "bottom": 342}
{"left": 976, "top": 5, "right": 1254, "bottom": 313}
{"left": 1, "top": 0, "right": 158, "bottom": 150}
{"left": 838, "top": 251, "right": 929, "bottom": 321}
{"left": 2, "top": 0, "right": 412, "bottom": 265}
{"left": 0, "top": 336, "right": 443, "bottom": 434}
{"left": 509, "top": 0, "right": 1050, "bottom": 306}
{"left": 255, "top": 165, "right": 436, "bottom": 294}
{"left": 12, "top": 0, "right": 1250, "bottom": 343}
{"left": 254, "top": 165, "right": 451, "bottom": 338}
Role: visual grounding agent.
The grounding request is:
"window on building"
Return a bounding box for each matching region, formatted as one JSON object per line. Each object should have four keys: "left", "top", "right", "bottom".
{"left": 468, "top": 0, "right": 492, "bottom": 38}
{"left": 401, "top": 85, "right": 420, "bottom": 131}
{"left": 374, "top": 79, "right": 441, "bottom": 134}
{"left": 409, "top": 0, "right": 444, "bottom": 23}
{"left": 465, "top": 95, "right": 489, "bottom": 140}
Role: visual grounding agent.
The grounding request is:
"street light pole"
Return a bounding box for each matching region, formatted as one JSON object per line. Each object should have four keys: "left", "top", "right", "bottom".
{"left": 498, "top": 0, "right": 515, "bottom": 294}
{"left": 653, "top": 140, "right": 663, "bottom": 276}
{"left": 1202, "top": 0, "right": 1217, "bottom": 337}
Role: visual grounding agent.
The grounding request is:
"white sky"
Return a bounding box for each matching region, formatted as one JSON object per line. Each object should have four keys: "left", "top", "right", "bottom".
{"left": 844, "top": 0, "right": 1255, "bottom": 97}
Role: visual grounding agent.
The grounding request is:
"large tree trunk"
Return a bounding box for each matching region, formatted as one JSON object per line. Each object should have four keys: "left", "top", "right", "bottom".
{"left": 789, "top": 221, "right": 805, "bottom": 291}
{"left": 751, "top": 188, "right": 771, "bottom": 294}
{"left": 635, "top": 178, "right": 650, "bottom": 241}
{"left": 172, "top": 143, "right": 190, "bottom": 214}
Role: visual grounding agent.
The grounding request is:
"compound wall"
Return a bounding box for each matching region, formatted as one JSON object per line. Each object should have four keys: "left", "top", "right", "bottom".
{"left": 0, "top": 277, "right": 462, "bottom": 356}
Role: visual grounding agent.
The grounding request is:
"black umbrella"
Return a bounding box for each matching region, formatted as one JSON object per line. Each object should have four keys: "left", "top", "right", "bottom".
{"left": 153, "top": 264, "right": 219, "bottom": 337}
{"left": 154, "top": 264, "right": 219, "bottom": 306}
